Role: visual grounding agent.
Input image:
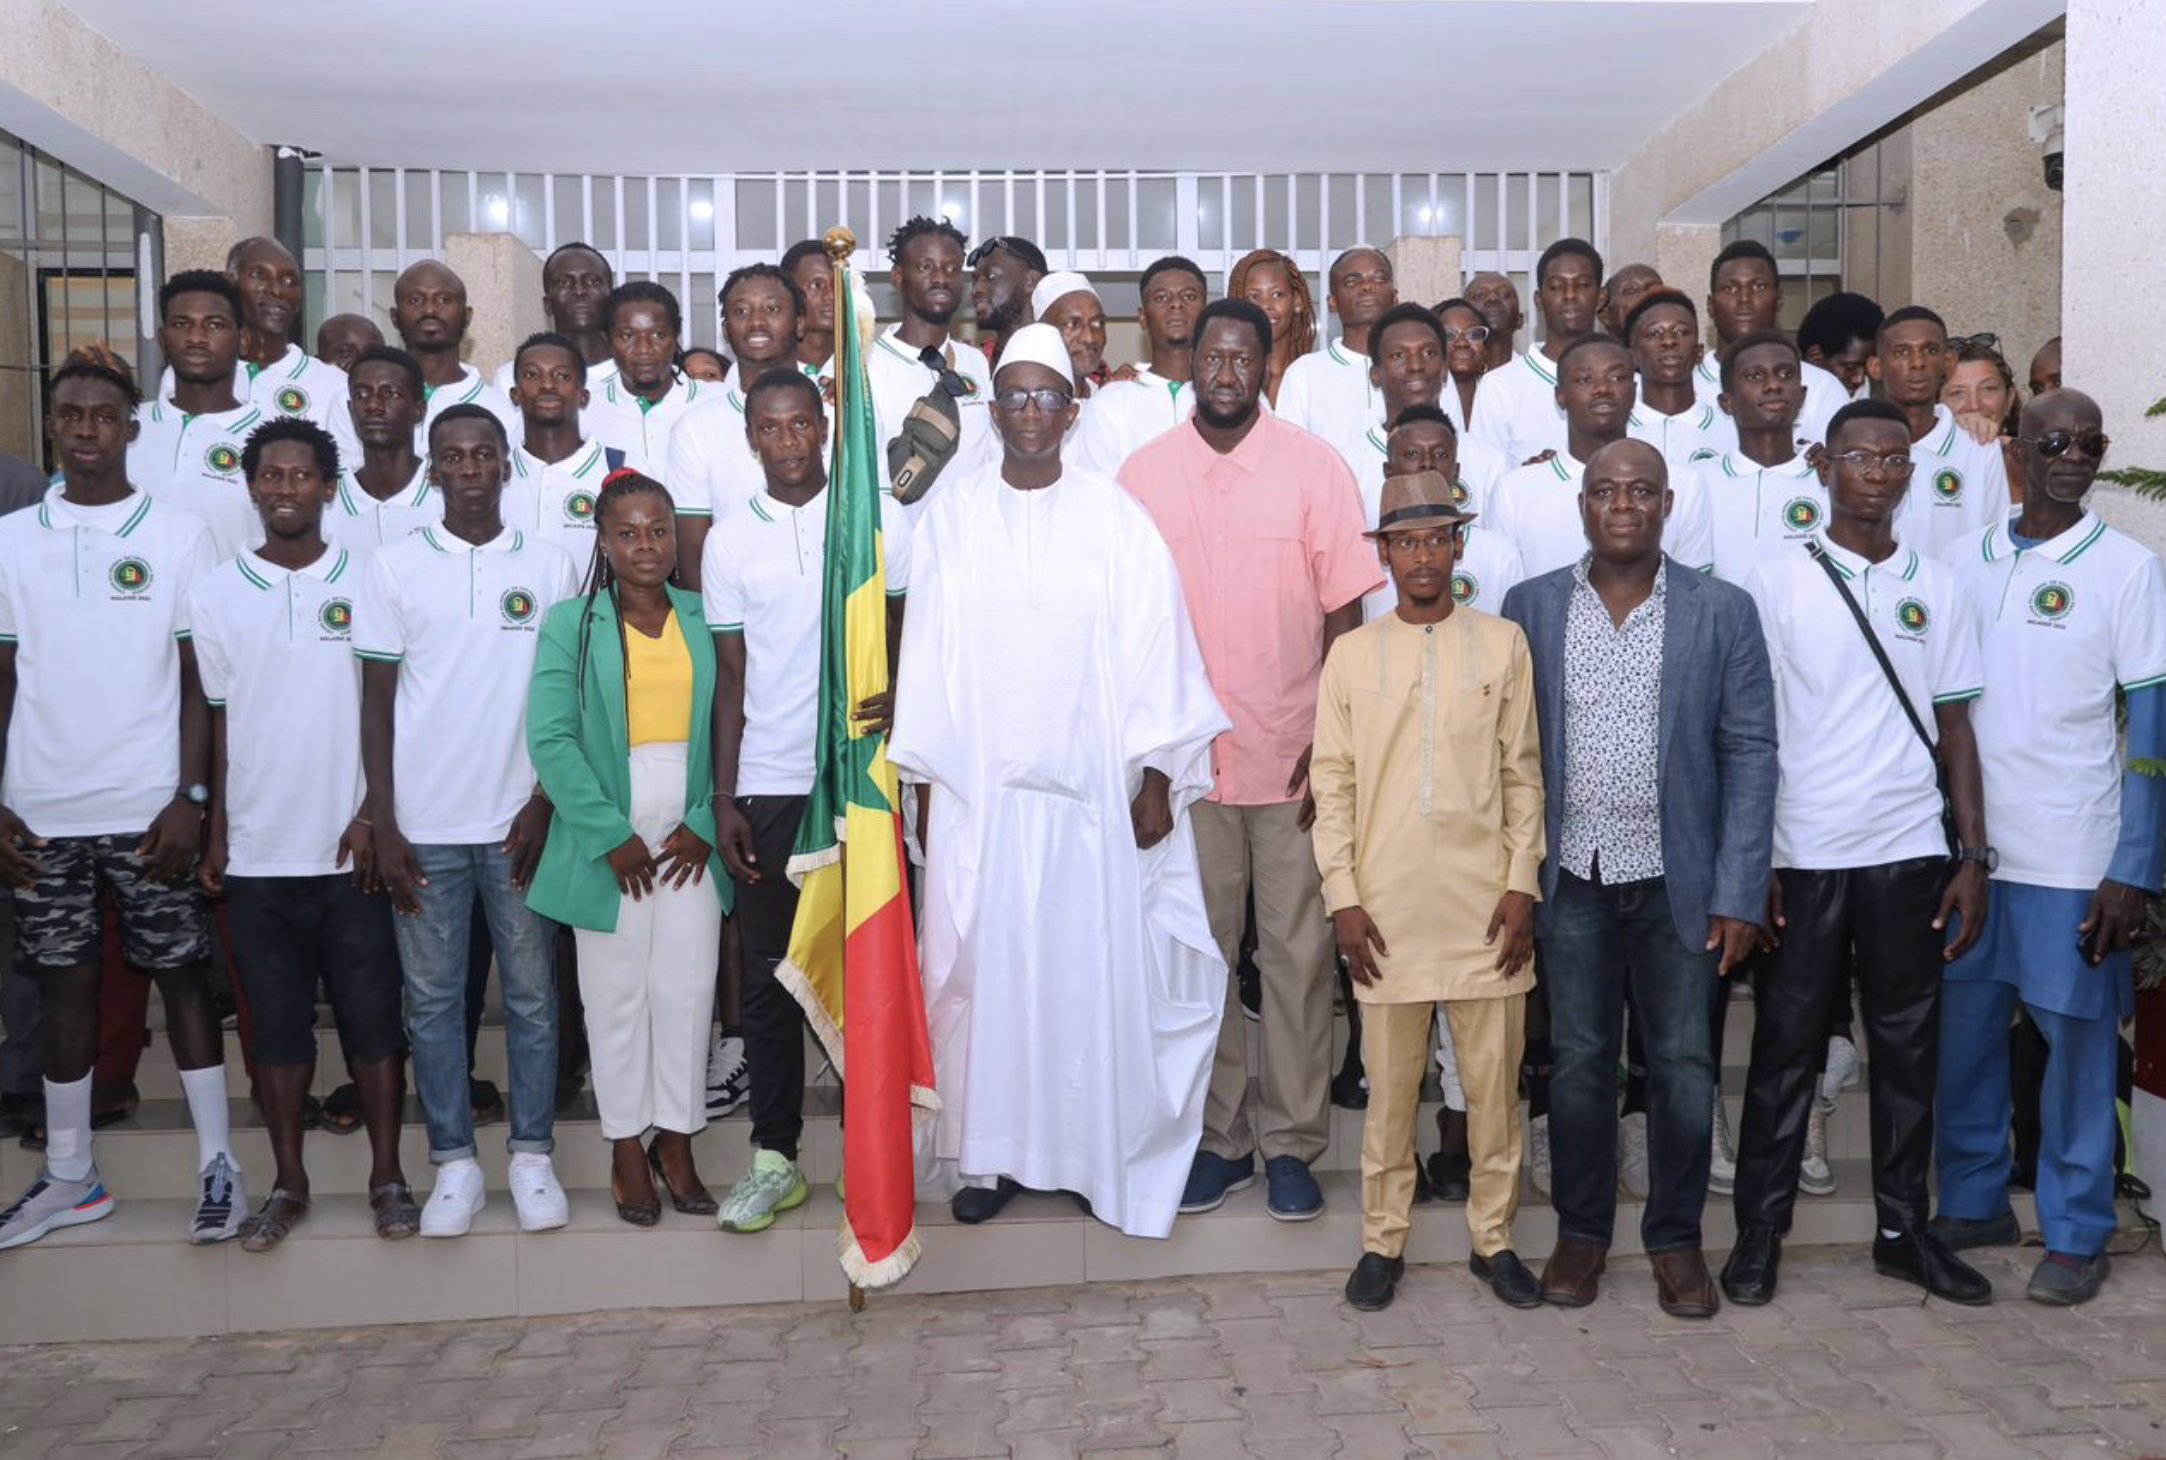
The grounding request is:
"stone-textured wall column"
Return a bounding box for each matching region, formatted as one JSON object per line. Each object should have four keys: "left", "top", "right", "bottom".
{"left": 162, "top": 217, "right": 241, "bottom": 277}
{"left": 0, "top": 250, "right": 33, "bottom": 460}
{"left": 443, "top": 233, "right": 544, "bottom": 380}
{"left": 1651, "top": 225, "right": 1721, "bottom": 313}
{"left": 1385, "top": 236, "right": 1463, "bottom": 311}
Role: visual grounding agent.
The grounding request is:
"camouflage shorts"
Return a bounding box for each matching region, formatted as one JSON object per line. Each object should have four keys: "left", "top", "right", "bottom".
{"left": 13, "top": 834, "right": 211, "bottom": 972}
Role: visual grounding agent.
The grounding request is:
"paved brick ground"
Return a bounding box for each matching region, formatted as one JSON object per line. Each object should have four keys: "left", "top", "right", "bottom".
{"left": 5, "top": 1243, "right": 2166, "bottom": 1458}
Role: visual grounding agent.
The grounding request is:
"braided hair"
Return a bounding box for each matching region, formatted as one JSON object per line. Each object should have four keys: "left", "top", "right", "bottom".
{"left": 573, "top": 468, "right": 678, "bottom": 708}
{"left": 1227, "top": 248, "right": 1316, "bottom": 363}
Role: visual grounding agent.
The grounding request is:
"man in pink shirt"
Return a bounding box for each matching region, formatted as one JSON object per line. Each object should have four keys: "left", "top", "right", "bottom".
{"left": 1120, "top": 297, "right": 1383, "bottom": 1221}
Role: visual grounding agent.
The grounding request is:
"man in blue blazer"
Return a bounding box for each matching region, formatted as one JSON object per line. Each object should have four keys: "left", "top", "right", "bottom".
{"left": 1501, "top": 438, "right": 1777, "bottom": 1318}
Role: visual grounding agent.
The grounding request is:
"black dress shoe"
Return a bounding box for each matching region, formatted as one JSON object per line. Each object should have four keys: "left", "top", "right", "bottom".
{"left": 1345, "top": 1252, "right": 1404, "bottom": 1311}
{"left": 951, "top": 1178, "right": 1021, "bottom": 1224}
{"left": 1874, "top": 1230, "right": 1993, "bottom": 1306}
{"left": 1721, "top": 1225, "right": 1782, "bottom": 1306}
{"left": 1471, "top": 1249, "right": 1544, "bottom": 1309}
{"left": 1926, "top": 1209, "right": 2019, "bottom": 1251}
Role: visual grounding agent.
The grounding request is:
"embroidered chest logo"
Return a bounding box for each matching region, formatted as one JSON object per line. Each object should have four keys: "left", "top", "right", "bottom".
{"left": 1894, "top": 597, "right": 1930, "bottom": 638}
{"left": 1450, "top": 480, "right": 1471, "bottom": 508}
{"left": 562, "top": 490, "right": 597, "bottom": 526}
{"left": 1450, "top": 571, "right": 1478, "bottom": 606}
{"left": 109, "top": 557, "right": 152, "bottom": 595}
{"left": 1782, "top": 497, "right": 1822, "bottom": 533}
{"left": 500, "top": 588, "right": 538, "bottom": 626}
{"left": 1931, "top": 467, "right": 1962, "bottom": 503}
{"left": 319, "top": 598, "right": 353, "bottom": 636}
{"left": 2030, "top": 581, "right": 2074, "bottom": 623}
{"left": 275, "top": 386, "right": 310, "bottom": 415}
{"left": 204, "top": 443, "right": 242, "bottom": 476}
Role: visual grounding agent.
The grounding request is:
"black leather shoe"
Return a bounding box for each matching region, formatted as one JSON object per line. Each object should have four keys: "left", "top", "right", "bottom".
{"left": 950, "top": 1178, "right": 1021, "bottom": 1225}
{"left": 1344, "top": 1252, "right": 1404, "bottom": 1311}
{"left": 1874, "top": 1229, "right": 1993, "bottom": 1306}
{"left": 1927, "top": 1209, "right": 2020, "bottom": 1252}
{"left": 1720, "top": 1225, "right": 1782, "bottom": 1306}
{"left": 1471, "top": 1249, "right": 1544, "bottom": 1309}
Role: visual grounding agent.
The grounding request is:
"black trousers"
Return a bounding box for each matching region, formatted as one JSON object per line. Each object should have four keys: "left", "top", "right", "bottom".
{"left": 1734, "top": 857, "right": 1948, "bottom": 1236}
{"left": 733, "top": 795, "right": 811, "bottom": 1161}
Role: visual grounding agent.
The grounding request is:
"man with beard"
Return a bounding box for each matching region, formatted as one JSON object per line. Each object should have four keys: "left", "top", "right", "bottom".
{"left": 1073, "top": 254, "right": 1208, "bottom": 476}
{"left": 1469, "top": 240, "right": 1607, "bottom": 465}
{"left": 1031, "top": 272, "right": 1111, "bottom": 397}
{"left": 131, "top": 270, "right": 266, "bottom": 559}
{"left": 1278, "top": 247, "right": 1399, "bottom": 449}
{"left": 867, "top": 216, "right": 995, "bottom": 506}
{"left": 1696, "top": 242, "right": 1846, "bottom": 452}
{"left": 492, "top": 243, "right": 618, "bottom": 396}
{"left": 583, "top": 282, "right": 716, "bottom": 478}
{"left": 390, "top": 259, "right": 521, "bottom": 453}
{"left": 781, "top": 240, "right": 837, "bottom": 374}
{"left": 1120, "top": 299, "right": 1381, "bottom": 1224}
{"left": 315, "top": 314, "right": 384, "bottom": 374}
{"left": 967, "top": 235, "right": 1046, "bottom": 364}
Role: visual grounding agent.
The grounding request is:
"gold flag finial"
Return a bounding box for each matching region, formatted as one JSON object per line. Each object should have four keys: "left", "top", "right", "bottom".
{"left": 824, "top": 226, "right": 857, "bottom": 262}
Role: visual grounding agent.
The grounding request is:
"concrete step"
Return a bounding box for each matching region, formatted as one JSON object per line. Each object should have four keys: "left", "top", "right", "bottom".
{"left": 0, "top": 1159, "right": 2037, "bottom": 1344}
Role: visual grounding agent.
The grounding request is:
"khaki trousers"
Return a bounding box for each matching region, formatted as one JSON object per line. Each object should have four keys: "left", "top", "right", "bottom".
{"left": 1361, "top": 994, "right": 1526, "bottom": 1260}
{"left": 1191, "top": 799, "right": 1336, "bottom": 1164}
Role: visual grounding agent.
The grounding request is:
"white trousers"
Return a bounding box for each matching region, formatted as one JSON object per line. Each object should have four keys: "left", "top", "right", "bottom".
{"left": 572, "top": 742, "right": 722, "bottom": 1140}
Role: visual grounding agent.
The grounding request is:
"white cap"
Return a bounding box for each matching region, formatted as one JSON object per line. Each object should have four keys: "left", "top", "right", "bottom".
{"left": 1030, "top": 270, "right": 1098, "bottom": 319}
{"left": 994, "top": 322, "right": 1075, "bottom": 389}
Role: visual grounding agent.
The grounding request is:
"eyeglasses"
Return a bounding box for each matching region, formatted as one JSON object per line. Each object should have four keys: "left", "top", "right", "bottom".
{"left": 992, "top": 387, "right": 1074, "bottom": 413}
{"left": 1440, "top": 325, "right": 1492, "bottom": 344}
{"left": 1384, "top": 530, "right": 1463, "bottom": 557}
{"left": 1946, "top": 332, "right": 2001, "bottom": 353}
{"left": 2019, "top": 429, "right": 2111, "bottom": 459}
{"left": 1828, "top": 450, "right": 1915, "bottom": 478}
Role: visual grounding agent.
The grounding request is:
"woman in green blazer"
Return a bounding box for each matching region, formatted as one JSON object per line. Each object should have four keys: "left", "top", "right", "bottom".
{"left": 527, "top": 470, "right": 731, "bottom": 1226}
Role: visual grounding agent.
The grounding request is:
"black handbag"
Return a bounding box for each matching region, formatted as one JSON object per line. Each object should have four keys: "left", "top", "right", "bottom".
{"left": 1806, "top": 541, "right": 1959, "bottom": 859}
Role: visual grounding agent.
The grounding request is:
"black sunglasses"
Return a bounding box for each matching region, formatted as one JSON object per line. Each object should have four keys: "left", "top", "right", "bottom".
{"left": 1946, "top": 332, "right": 2001, "bottom": 353}
{"left": 2018, "top": 429, "right": 2111, "bottom": 459}
{"left": 966, "top": 236, "right": 1033, "bottom": 268}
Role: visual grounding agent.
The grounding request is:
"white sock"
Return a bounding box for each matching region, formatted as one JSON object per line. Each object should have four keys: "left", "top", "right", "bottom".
{"left": 178, "top": 1065, "right": 235, "bottom": 1173}
{"left": 43, "top": 1074, "right": 94, "bottom": 1183}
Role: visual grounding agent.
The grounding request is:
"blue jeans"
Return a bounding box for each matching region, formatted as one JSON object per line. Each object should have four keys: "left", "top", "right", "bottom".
{"left": 394, "top": 843, "right": 558, "bottom": 1164}
{"left": 1540, "top": 869, "right": 1718, "bottom": 1253}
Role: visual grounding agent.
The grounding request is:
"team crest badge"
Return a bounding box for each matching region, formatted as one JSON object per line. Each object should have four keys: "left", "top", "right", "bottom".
{"left": 500, "top": 588, "right": 538, "bottom": 625}
{"left": 2031, "top": 581, "right": 2073, "bottom": 621}
{"left": 204, "top": 443, "right": 242, "bottom": 475}
{"left": 319, "top": 598, "right": 353, "bottom": 635}
{"left": 1450, "top": 571, "right": 1477, "bottom": 605}
{"left": 1451, "top": 480, "right": 1470, "bottom": 508}
{"left": 1895, "top": 597, "right": 1929, "bottom": 636}
{"left": 275, "top": 386, "right": 310, "bottom": 415}
{"left": 1932, "top": 468, "right": 1962, "bottom": 502}
{"left": 109, "top": 557, "right": 152, "bottom": 594}
{"left": 1782, "top": 497, "right": 1822, "bottom": 532}
{"left": 564, "top": 491, "right": 597, "bottom": 524}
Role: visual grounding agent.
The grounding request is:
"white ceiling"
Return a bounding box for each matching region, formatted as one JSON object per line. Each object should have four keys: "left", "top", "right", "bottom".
{"left": 64, "top": 0, "right": 1812, "bottom": 175}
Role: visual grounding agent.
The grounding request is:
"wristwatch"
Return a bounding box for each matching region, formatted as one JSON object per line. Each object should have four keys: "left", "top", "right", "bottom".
{"left": 1955, "top": 845, "right": 1998, "bottom": 872}
{"left": 179, "top": 782, "right": 210, "bottom": 808}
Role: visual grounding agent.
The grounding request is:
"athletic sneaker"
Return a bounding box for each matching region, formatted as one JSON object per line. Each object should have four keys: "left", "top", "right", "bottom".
{"left": 508, "top": 1153, "right": 568, "bottom": 1232}
{"left": 1709, "top": 1092, "right": 1737, "bottom": 1196}
{"left": 189, "top": 1154, "right": 246, "bottom": 1245}
{"left": 1526, "top": 1114, "right": 1552, "bottom": 1198}
{"left": 1819, "top": 1034, "right": 1860, "bottom": 1101}
{"left": 716, "top": 1149, "right": 809, "bottom": 1233}
{"left": 1798, "top": 1097, "right": 1837, "bottom": 1196}
{"left": 420, "top": 1158, "right": 488, "bottom": 1238}
{"left": 0, "top": 1165, "right": 114, "bottom": 1251}
{"left": 1618, "top": 1111, "right": 1651, "bottom": 1200}
{"left": 705, "top": 1034, "right": 749, "bottom": 1118}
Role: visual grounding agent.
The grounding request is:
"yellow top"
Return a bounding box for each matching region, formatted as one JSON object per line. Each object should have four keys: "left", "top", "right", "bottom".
{"left": 624, "top": 609, "right": 694, "bottom": 746}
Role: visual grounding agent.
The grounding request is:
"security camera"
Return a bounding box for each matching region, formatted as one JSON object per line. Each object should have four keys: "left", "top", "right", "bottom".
{"left": 2029, "top": 104, "right": 2064, "bottom": 192}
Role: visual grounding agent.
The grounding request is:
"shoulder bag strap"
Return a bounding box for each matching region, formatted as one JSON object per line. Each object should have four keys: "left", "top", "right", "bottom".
{"left": 1804, "top": 539, "right": 1938, "bottom": 764}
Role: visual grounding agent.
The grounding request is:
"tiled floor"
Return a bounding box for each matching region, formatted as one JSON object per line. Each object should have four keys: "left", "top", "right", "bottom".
{"left": 5, "top": 1241, "right": 2166, "bottom": 1458}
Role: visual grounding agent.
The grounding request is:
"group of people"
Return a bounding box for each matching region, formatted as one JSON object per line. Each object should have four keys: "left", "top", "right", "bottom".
{"left": 0, "top": 220, "right": 2153, "bottom": 1335}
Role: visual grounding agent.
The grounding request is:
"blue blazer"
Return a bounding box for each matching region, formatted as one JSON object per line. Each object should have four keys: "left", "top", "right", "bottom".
{"left": 1501, "top": 558, "right": 1778, "bottom": 947}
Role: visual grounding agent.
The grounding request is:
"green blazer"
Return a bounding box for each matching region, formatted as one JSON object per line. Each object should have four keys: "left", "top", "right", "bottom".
{"left": 525, "top": 584, "right": 731, "bottom": 932}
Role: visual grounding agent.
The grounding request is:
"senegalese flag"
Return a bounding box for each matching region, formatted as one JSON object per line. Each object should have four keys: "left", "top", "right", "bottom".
{"left": 777, "top": 235, "right": 937, "bottom": 1289}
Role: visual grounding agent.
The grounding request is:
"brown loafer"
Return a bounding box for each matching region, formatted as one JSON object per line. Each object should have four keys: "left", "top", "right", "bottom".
{"left": 1651, "top": 1247, "right": 1721, "bottom": 1319}
{"left": 1541, "top": 1236, "right": 1606, "bottom": 1306}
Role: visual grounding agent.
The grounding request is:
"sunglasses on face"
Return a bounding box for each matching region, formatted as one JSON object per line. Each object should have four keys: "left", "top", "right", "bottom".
{"left": 2019, "top": 429, "right": 2110, "bottom": 459}
{"left": 1945, "top": 332, "right": 2000, "bottom": 353}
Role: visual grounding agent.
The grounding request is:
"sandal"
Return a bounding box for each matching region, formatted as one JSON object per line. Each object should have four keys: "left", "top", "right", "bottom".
{"left": 321, "top": 1083, "right": 364, "bottom": 1135}
{"left": 648, "top": 1141, "right": 719, "bottom": 1216}
{"left": 613, "top": 1166, "right": 661, "bottom": 1228}
{"left": 369, "top": 1180, "right": 421, "bottom": 1240}
{"left": 239, "top": 1189, "right": 310, "bottom": 1252}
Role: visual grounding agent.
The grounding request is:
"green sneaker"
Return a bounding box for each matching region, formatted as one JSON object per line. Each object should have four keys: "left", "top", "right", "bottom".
{"left": 716, "top": 1149, "right": 807, "bottom": 1233}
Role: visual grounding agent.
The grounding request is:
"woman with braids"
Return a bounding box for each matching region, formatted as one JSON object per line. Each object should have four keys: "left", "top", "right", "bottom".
{"left": 1228, "top": 247, "right": 1317, "bottom": 408}
{"left": 525, "top": 469, "right": 729, "bottom": 1225}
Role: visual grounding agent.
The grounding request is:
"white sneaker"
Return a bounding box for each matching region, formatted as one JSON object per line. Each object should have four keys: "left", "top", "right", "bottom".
{"left": 1819, "top": 1034, "right": 1860, "bottom": 1102}
{"left": 420, "top": 1158, "right": 487, "bottom": 1238}
{"left": 1618, "top": 1111, "right": 1651, "bottom": 1200}
{"left": 1709, "top": 1092, "right": 1737, "bottom": 1196}
{"left": 705, "top": 1034, "right": 749, "bottom": 1118}
{"left": 1526, "top": 1113, "right": 1552, "bottom": 1198}
{"left": 508, "top": 1153, "right": 568, "bottom": 1232}
{"left": 1798, "top": 1097, "right": 1838, "bottom": 1196}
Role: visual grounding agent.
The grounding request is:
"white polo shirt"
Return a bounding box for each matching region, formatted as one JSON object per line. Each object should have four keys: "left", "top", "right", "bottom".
{"left": 1627, "top": 399, "right": 1721, "bottom": 467}
{"left": 162, "top": 346, "right": 357, "bottom": 463}
{"left": 506, "top": 437, "right": 610, "bottom": 562}
{"left": 419, "top": 364, "right": 523, "bottom": 457}
{"left": 492, "top": 355, "right": 618, "bottom": 397}
{"left": 865, "top": 327, "right": 995, "bottom": 504}
{"left": 1894, "top": 404, "right": 2012, "bottom": 558}
{"left": 190, "top": 546, "right": 365, "bottom": 877}
{"left": 1703, "top": 452, "right": 1828, "bottom": 582}
{"left": 1485, "top": 449, "right": 1716, "bottom": 580}
{"left": 1745, "top": 534, "right": 1984, "bottom": 869}
{"left": 1466, "top": 349, "right": 1569, "bottom": 466}
{"left": 1276, "top": 341, "right": 1376, "bottom": 453}
{"left": 1946, "top": 512, "right": 2166, "bottom": 891}
{"left": 0, "top": 490, "right": 214, "bottom": 837}
{"left": 702, "top": 488, "right": 912, "bottom": 797}
{"left": 1338, "top": 415, "right": 1513, "bottom": 511}
{"left": 1071, "top": 368, "right": 1194, "bottom": 478}
{"left": 128, "top": 398, "right": 269, "bottom": 560}
{"left": 585, "top": 372, "right": 718, "bottom": 478}
{"left": 326, "top": 464, "right": 439, "bottom": 566}
{"left": 661, "top": 365, "right": 826, "bottom": 522}
{"left": 1693, "top": 351, "right": 1847, "bottom": 453}
{"left": 351, "top": 526, "right": 578, "bottom": 844}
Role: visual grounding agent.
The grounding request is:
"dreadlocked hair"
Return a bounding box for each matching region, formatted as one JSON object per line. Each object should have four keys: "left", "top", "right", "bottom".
{"left": 573, "top": 468, "right": 678, "bottom": 709}
{"left": 1227, "top": 249, "right": 1316, "bottom": 361}
{"left": 886, "top": 214, "right": 968, "bottom": 265}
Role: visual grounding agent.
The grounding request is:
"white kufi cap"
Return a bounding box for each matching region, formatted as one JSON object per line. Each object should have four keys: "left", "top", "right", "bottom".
{"left": 994, "top": 322, "right": 1075, "bottom": 389}
{"left": 1029, "top": 270, "right": 1098, "bottom": 319}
